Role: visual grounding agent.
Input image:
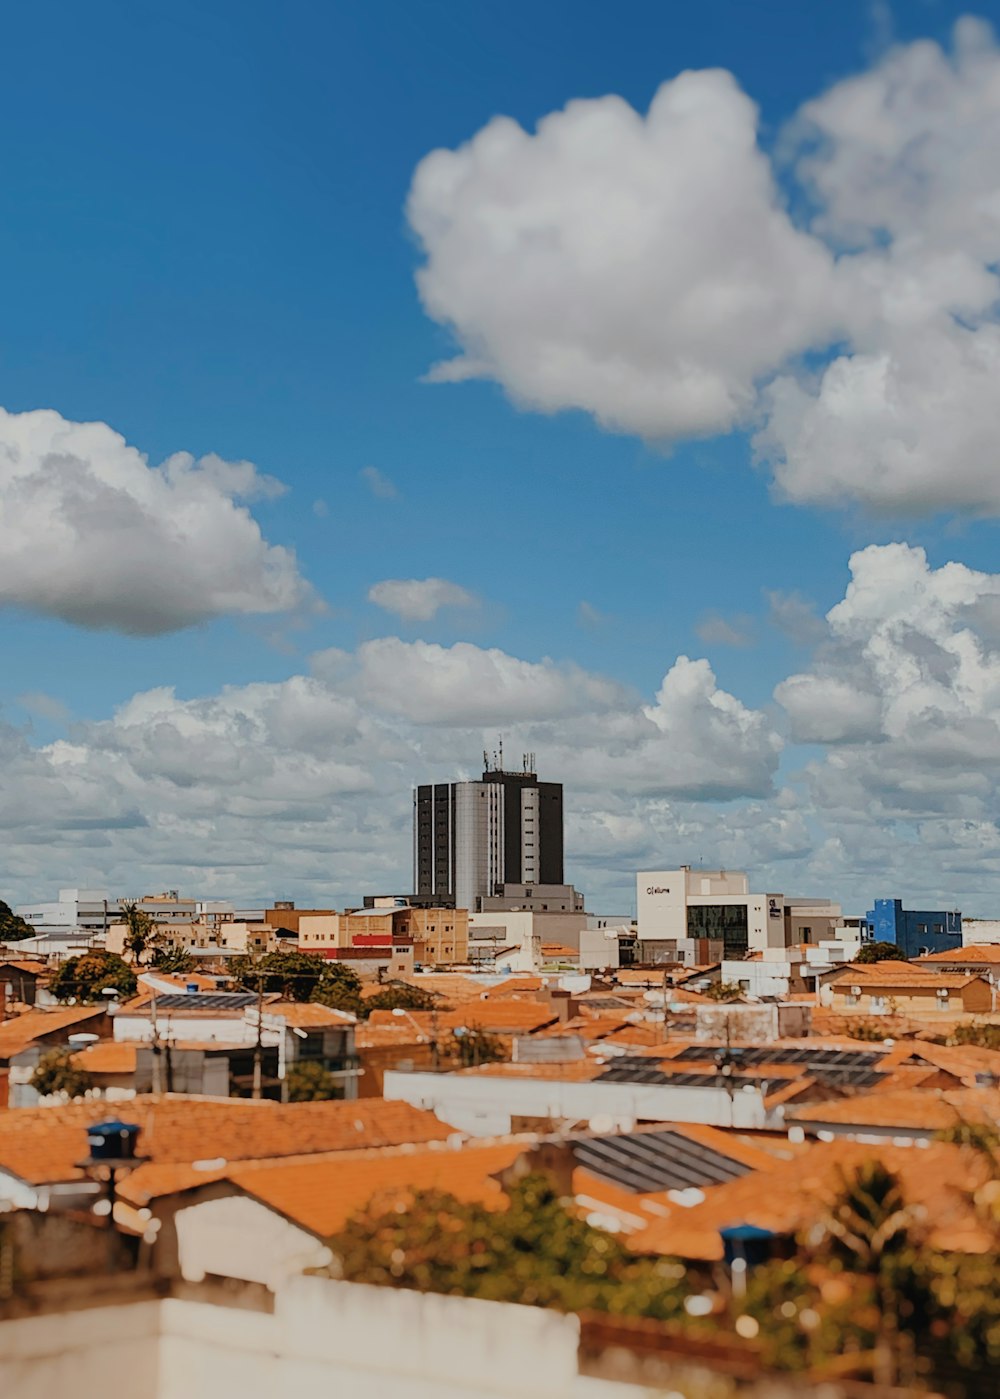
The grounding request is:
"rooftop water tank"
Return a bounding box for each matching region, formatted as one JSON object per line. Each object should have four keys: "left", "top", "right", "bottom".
{"left": 85, "top": 1120, "right": 141, "bottom": 1163}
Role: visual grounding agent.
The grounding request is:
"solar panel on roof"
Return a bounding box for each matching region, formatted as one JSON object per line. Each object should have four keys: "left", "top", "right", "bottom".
{"left": 144, "top": 992, "right": 257, "bottom": 1011}
{"left": 575, "top": 1128, "right": 754, "bottom": 1194}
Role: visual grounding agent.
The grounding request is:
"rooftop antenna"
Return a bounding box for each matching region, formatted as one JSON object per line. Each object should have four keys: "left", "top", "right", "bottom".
{"left": 498, "top": 735, "right": 504, "bottom": 771}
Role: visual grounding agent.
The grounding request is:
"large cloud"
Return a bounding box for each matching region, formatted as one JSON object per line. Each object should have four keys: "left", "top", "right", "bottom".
{"left": 776, "top": 543, "right": 1000, "bottom": 811}
{"left": 409, "top": 69, "right": 837, "bottom": 440}
{"left": 410, "top": 21, "right": 1000, "bottom": 515}
{"left": 0, "top": 407, "right": 313, "bottom": 633}
{"left": 760, "top": 19, "right": 1000, "bottom": 512}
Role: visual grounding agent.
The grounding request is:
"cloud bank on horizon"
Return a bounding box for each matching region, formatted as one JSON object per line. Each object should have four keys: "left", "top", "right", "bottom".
{"left": 410, "top": 18, "right": 1000, "bottom": 515}
{"left": 7, "top": 543, "right": 1000, "bottom": 912}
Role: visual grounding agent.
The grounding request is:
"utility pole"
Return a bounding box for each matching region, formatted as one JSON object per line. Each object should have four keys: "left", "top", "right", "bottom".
{"left": 252, "top": 960, "right": 265, "bottom": 1099}
{"left": 150, "top": 993, "right": 163, "bottom": 1095}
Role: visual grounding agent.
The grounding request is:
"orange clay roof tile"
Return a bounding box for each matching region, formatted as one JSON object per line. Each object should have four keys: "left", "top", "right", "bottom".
{"left": 630, "top": 1140, "right": 998, "bottom": 1260}
{"left": 0, "top": 1005, "right": 109, "bottom": 1060}
{"left": 0, "top": 1096, "right": 454, "bottom": 1186}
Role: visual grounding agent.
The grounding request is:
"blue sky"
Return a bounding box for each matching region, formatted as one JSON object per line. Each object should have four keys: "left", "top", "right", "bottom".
{"left": 3, "top": 1, "right": 1000, "bottom": 914}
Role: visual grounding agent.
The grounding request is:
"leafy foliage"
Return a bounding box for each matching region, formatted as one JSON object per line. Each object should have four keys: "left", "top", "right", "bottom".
{"left": 362, "top": 983, "right": 439, "bottom": 1016}
{"left": 310, "top": 963, "right": 364, "bottom": 1016}
{"left": 51, "top": 952, "right": 136, "bottom": 1004}
{"left": 150, "top": 945, "right": 195, "bottom": 975}
{"left": 704, "top": 980, "right": 743, "bottom": 1002}
{"left": 0, "top": 899, "right": 35, "bottom": 943}
{"left": 854, "top": 941, "right": 908, "bottom": 964}
{"left": 950, "top": 1021, "right": 1000, "bottom": 1051}
{"left": 119, "top": 902, "right": 158, "bottom": 964}
{"left": 331, "top": 1173, "right": 687, "bottom": 1317}
{"left": 285, "top": 1060, "right": 342, "bottom": 1102}
{"left": 29, "top": 1048, "right": 89, "bottom": 1100}
{"left": 231, "top": 950, "right": 324, "bottom": 1002}
{"left": 449, "top": 1027, "right": 505, "bottom": 1068}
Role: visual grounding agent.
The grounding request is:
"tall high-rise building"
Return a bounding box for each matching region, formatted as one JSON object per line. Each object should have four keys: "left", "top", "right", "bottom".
{"left": 413, "top": 755, "right": 564, "bottom": 911}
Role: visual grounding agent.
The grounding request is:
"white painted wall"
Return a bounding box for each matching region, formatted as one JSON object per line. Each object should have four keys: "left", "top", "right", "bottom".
{"left": 0, "top": 1276, "right": 647, "bottom": 1399}
{"left": 112, "top": 1013, "right": 256, "bottom": 1045}
{"left": 174, "top": 1195, "right": 331, "bottom": 1289}
{"left": 383, "top": 1069, "right": 773, "bottom": 1136}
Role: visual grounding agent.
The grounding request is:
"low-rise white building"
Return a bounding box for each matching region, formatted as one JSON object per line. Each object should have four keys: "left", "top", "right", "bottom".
{"left": 636, "top": 867, "right": 843, "bottom": 964}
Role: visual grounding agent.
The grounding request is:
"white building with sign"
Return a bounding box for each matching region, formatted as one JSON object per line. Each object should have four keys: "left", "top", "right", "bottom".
{"left": 636, "top": 867, "right": 842, "bottom": 964}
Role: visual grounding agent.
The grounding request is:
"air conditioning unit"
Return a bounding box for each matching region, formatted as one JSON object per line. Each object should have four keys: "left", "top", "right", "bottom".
{"left": 851, "top": 986, "right": 862, "bottom": 997}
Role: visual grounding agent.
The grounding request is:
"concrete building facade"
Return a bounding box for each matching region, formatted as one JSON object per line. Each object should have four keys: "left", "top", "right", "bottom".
{"left": 863, "top": 899, "right": 962, "bottom": 959}
{"left": 413, "top": 758, "right": 564, "bottom": 910}
{"left": 636, "top": 867, "right": 842, "bottom": 963}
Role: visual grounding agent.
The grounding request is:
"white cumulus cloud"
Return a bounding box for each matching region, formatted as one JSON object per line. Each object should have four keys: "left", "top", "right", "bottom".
{"left": 368, "top": 577, "right": 478, "bottom": 623}
{"left": 0, "top": 407, "right": 312, "bottom": 634}
{"left": 410, "top": 21, "right": 1000, "bottom": 517}
{"left": 409, "top": 69, "right": 836, "bottom": 441}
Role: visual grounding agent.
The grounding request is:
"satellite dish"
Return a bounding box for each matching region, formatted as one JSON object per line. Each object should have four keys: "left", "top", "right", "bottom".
{"left": 588, "top": 1114, "right": 615, "bottom": 1135}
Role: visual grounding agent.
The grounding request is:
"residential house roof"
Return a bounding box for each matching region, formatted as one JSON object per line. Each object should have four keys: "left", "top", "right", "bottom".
{"left": 0, "top": 1096, "right": 454, "bottom": 1187}
{"left": 787, "top": 1085, "right": 1000, "bottom": 1133}
{"left": 120, "top": 1138, "right": 528, "bottom": 1238}
{"left": 71, "top": 1041, "right": 139, "bottom": 1074}
{"left": 630, "top": 1140, "right": 999, "bottom": 1260}
{"left": 917, "top": 944, "right": 1000, "bottom": 966}
{"left": 0, "top": 1005, "right": 109, "bottom": 1062}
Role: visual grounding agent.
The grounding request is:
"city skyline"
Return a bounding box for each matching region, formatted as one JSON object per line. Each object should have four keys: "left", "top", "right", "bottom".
{"left": 2, "top": 2, "right": 1000, "bottom": 915}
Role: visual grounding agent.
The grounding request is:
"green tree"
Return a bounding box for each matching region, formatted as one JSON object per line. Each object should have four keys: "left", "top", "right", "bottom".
{"left": 285, "top": 1060, "right": 341, "bottom": 1102}
{"left": 854, "top": 941, "right": 908, "bottom": 964}
{"left": 310, "top": 963, "right": 363, "bottom": 1017}
{"left": 330, "top": 1172, "right": 687, "bottom": 1319}
{"left": 29, "top": 1047, "right": 89, "bottom": 1100}
{"left": 950, "top": 1021, "right": 1000, "bottom": 1051}
{"left": 150, "top": 945, "right": 195, "bottom": 975}
{"left": 449, "top": 1027, "right": 505, "bottom": 1068}
{"left": 119, "top": 901, "right": 159, "bottom": 964}
{"left": 51, "top": 951, "right": 136, "bottom": 1004}
{"left": 362, "top": 983, "right": 439, "bottom": 1017}
{"left": 0, "top": 899, "right": 35, "bottom": 943}
{"left": 704, "top": 980, "right": 743, "bottom": 1002}
{"left": 231, "top": 950, "right": 322, "bottom": 1002}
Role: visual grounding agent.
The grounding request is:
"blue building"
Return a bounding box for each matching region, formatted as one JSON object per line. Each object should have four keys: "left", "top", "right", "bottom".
{"left": 863, "top": 899, "right": 962, "bottom": 960}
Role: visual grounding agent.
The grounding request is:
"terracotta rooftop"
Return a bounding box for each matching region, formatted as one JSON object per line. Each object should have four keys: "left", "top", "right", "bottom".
{"left": 227, "top": 1139, "right": 526, "bottom": 1236}
{"left": 481, "top": 977, "right": 545, "bottom": 998}
{"left": 0, "top": 1095, "right": 454, "bottom": 1187}
{"left": 631, "top": 1140, "right": 998, "bottom": 1260}
{"left": 879, "top": 1039, "right": 1000, "bottom": 1085}
{"left": 828, "top": 965, "right": 984, "bottom": 989}
{"left": 917, "top": 944, "right": 1000, "bottom": 965}
{"left": 257, "top": 1001, "right": 356, "bottom": 1028}
{"left": 71, "top": 1041, "right": 138, "bottom": 1074}
{"left": 137, "top": 971, "right": 220, "bottom": 991}
{"left": 437, "top": 1002, "right": 560, "bottom": 1034}
{"left": 0, "top": 959, "right": 49, "bottom": 976}
{"left": 787, "top": 1085, "right": 1000, "bottom": 1131}
{"left": 0, "top": 1005, "right": 109, "bottom": 1061}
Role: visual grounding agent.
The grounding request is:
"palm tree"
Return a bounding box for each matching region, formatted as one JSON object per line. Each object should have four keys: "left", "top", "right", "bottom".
{"left": 120, "top": 901, "right": 158, "bottom": 965}
{"left": 817, "top": 1162, "right": 918, "bottom": 1386}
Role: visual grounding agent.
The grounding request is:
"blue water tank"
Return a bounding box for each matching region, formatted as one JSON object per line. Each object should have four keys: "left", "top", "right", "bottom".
{"left": 86, "top": 1120, "right": 141, "bottom": 1162}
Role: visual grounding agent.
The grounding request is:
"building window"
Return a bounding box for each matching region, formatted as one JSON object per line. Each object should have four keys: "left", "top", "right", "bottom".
{"left": 917, "top": 923, "right": 928, "bottom": 934}
{"left": 687, "top": 903, "right": 749, "bottom": 958}
{"left": 870, "top": 995, "right": 887, "bottom": 1014}
{"left": 933, "top": 923, "right": 944, "bottom": 934}
{"left": 844, "top": 993, "right": 858, "bottom": 1008}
